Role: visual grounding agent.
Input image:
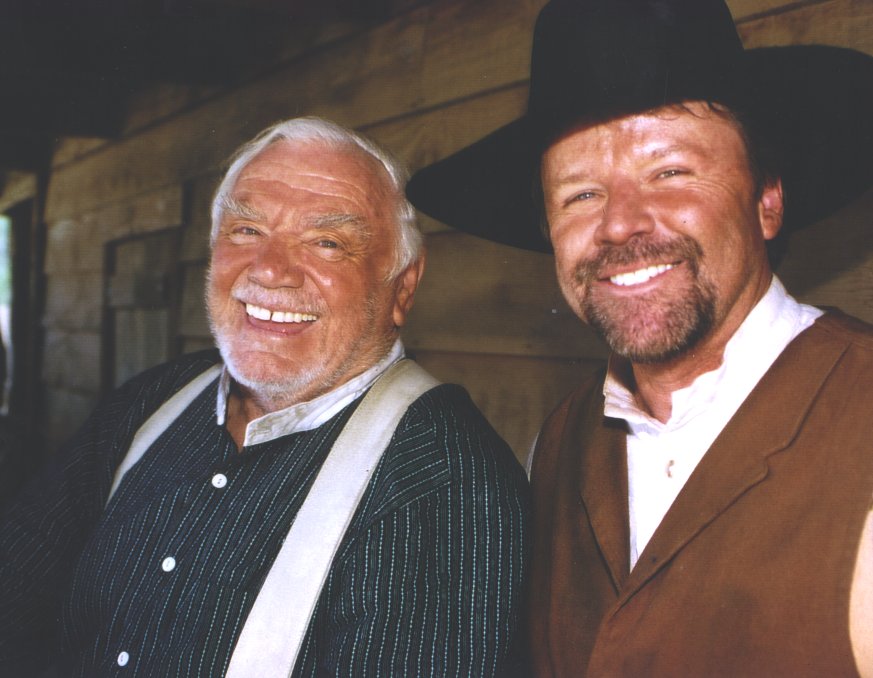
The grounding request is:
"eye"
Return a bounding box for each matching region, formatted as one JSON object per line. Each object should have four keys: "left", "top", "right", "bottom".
{"left": 307, "top": 235, "right": 348, "bottom": 261}
{"left": 656, "top": 168, "right": 687, "bottom": 180}
{"left": 572, "top": 191, "right": 597, "bottom": 202}
{"left": 224, "top": 223, "right": 262, "bottom": 243}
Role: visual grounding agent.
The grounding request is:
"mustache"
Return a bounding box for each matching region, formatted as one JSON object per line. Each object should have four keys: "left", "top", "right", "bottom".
{"left": 229, "top": 281, "right": 326, "bottom": 314}
{"left": 573, "top": 234, "right": 704, "bottom": 285}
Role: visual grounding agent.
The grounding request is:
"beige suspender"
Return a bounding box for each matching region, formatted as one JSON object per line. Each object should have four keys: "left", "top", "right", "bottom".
{"left": 107, "top": 359, "right": 439, "bottom": 676}
{"left": 106, "top": 364, "right": 223, "bottom": 505}
{"left": 226, "top": 359, "right": 439, "bottom": 677}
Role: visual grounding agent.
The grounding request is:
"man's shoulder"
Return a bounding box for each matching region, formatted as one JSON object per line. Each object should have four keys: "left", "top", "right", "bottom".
{"left": 815, "top": 308, "right": 873, "bottom": 352}
{"left": 388, "top": 379, "right": 525, "bottom": 479}
{"left": 355, "top": 378, "right": 528, "bottom": 523}
{"left": 115, "top": 349, "right": 222, "bottom": 396}
{"left": 540, "top": 364, "right": 608, "bottom": 432}
{"left": 97, "top": 349, "right": 223, "bottom": 428}
{"left": 401, "top": 381, "right": 512, "bottom": 451}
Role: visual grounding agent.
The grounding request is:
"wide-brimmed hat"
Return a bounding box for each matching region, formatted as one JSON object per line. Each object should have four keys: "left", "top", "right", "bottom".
{"left": 406, "top": 0, "right": 873, "bottom": 253}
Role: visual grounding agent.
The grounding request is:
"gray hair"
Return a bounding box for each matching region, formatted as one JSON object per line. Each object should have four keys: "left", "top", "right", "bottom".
{"left": 210, "top": 117, "right": 422, "bottom": 279}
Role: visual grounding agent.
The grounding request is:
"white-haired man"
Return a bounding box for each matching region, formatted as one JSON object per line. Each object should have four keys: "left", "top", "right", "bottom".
{"left": 0, "top": 117, "right": 529, "bottom": 677}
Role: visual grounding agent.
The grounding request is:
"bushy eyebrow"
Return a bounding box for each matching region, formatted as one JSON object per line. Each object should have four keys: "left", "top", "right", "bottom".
{"left": 219, "top": 197, "right": 266, "bottom": 222}
{"left": 308, "top": 213, "right": 372, "bottom": 242}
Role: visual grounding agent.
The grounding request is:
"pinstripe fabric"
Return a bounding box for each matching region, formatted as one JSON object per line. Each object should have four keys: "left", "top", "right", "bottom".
{"left": 0, "top": 351, "right": 530, "bottom": 677}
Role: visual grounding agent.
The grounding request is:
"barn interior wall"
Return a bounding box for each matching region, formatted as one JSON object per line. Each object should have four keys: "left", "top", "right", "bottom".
{"left": 9, "top": 0, "right": 872, "bottom": 459}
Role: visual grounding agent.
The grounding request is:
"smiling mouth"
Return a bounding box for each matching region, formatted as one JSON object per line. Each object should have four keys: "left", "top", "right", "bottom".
{"left": 245, "top": 303, "right": 318, "bottom": 324}
{"left": 609, "top": 263, "right": 676, "bottom": 287}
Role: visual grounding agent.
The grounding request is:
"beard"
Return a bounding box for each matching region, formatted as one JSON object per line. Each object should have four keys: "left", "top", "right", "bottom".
{"left": 207, "top": 275, "right": 389, "bottom": 409}
{"left": 570, "top": 235, "right": 717, "bottom": 364}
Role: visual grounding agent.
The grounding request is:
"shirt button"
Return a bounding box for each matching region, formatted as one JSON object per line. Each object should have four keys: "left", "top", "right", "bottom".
{"left": 211, "top": 473, "right": 228, "bottom": 488}
{"left": 161, "top": 556, "right": 176, "bottom": 572}
{"left": 117, "top": 651, "right": 130, "bottom": 666}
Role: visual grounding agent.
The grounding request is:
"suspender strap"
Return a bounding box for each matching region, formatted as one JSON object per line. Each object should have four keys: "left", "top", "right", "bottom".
{"left": 225, "top": 359, "right": 439, "bottom": 677}
{"left": 106, "top": 364, "right": 223, "bottom": 505}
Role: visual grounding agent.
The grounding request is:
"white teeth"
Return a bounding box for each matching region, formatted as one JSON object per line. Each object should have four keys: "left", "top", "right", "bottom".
{"left": 610, "top": 263, "right": 675, "bottom": 287}
{"left": 246, "top": 303, "right": 317, "bottom": 323}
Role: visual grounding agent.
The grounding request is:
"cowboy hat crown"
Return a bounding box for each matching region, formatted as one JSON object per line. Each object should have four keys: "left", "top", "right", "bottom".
{"left": 407, "top": 0, "right": 873, "bottom": 252}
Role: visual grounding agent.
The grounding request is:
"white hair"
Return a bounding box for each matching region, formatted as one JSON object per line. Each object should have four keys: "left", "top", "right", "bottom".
{"left": 210, "top": 117, "right": 422, "bottom": 279}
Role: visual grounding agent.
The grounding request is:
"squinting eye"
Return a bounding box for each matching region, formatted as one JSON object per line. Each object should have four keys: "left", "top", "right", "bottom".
{"left": 227, "top": 224, "right": 261, "bottom": 240}
{"left": 317, "top": 239, "right": 339, "bottom": 248}
{"left": 657, "top": 169, "right": 685, "bottom": 179}
{"left": 572, "top": 191, "right": 596, "bottom": 202}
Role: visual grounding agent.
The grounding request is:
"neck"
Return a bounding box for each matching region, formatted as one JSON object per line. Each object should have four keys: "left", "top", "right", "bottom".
{"left": 225, "top": 384, "right": 270, "bottom": 449}
{"left": 631, "top": 297, "right": 767, "bottom": 423}
{"left": 631, "top": 345, "right": 725, "bottom": 423}
{"left": 627, "top": 269, "right": 774, "bottom": 423}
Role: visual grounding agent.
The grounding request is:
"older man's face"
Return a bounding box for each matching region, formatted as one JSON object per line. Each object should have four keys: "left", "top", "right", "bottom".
{"left": 207, "top": 140, "right": 414, "bottom": 407}
{"left": 541, "top": 102, "right": 783, "bottom": 363}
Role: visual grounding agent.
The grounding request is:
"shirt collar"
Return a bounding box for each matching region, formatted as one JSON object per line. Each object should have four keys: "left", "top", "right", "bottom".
{"left": 216, "top": 339, "right": 406, "bottom": 447}
{"left": 603, "top": 276, "right": 822, "bottom": 433}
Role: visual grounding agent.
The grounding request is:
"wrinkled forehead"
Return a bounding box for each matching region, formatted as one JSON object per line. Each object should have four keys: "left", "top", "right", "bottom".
{"left": 237, "top": 139, "right": 393, "bottom": 199}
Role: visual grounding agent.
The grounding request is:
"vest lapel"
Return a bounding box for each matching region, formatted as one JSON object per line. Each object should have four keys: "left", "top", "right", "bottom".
{"left": 574, "top": 386, "right": 632, "bottom": 590}
{"left": 618, "top": 317, "right": 851, "bottom": 603}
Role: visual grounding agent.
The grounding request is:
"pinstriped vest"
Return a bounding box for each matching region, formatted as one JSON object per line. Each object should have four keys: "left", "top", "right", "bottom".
{"left": 529, "top": 311, "right": 873, "bottom": 677}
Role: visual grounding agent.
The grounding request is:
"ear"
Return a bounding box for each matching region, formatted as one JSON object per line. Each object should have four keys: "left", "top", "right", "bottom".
{"left": 758, "top": 178, "right": 784, "bottom": 241}
{"left": 391, "top": 252, "right": 426, "bottom": 328}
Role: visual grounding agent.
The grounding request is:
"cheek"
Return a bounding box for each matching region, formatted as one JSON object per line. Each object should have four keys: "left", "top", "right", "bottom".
{"left": 551, "top": 219, "right": 594, "bottom": 274}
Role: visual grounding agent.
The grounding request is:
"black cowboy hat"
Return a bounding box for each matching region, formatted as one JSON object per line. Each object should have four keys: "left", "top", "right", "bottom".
{"left": 406, "top": 0, "right": 873, "bottom": 253}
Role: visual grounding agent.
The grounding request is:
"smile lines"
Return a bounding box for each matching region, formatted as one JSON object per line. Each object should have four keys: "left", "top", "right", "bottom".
{"left": 246, "top": 303, "right": 318, "bottom": 324}
{"left": 609, "top": 263, "right": 675, "bottom": 287}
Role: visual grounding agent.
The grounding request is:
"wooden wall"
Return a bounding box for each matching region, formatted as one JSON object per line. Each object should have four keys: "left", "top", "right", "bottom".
{"left": 6, "top": 0, "right": 872, "bottom": 458}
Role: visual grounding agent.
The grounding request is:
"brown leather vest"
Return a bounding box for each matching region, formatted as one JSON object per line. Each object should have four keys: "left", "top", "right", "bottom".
{"left": 529, "top": 312, "right": 873, "bottom": 677}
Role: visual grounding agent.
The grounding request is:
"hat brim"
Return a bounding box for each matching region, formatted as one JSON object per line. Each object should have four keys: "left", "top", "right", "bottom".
{"left": 407, "top": 45, "right": 873, "bottom": 253}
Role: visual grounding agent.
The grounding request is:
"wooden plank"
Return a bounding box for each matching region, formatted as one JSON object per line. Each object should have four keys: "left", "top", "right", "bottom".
{"left": 178, "top": 261, "right": 212, "bottom": 339}
{"left": 738, "top": 0, "right": 873, "bottom": 51}
{"left": 777, "top": 185, "right": 873, "bottom": 323}
{"left": 0, "top": 171, "right": 36, "bottom": 212}
{"left": 43, "top": 271, "right": 103, "bottom": 331}
{"left": 52, "top": 137, "right": 109, "bottom": 168}
{"left": 44, "top": 387, "right": 98, "bottom": 453}
{"left": 369, "top": 84, "right": 528, "bottom": 172}
{"left": 413, "top": 349, "right": 603, "bottom": 464}
{"left": 728, "top": 0, "right": 802, "bottom": 21}
{"left": 416, "top": 0, "right": 544, "bottom": 105}
{"left": 45, "top": 185, "right": 183, "bottom": 275}
{"left": 113, "top": 308, "right": 171, "bottom": 388}
{"left": 43, "top": 0, "right": 541, "bottom": 221}
{"left": 121, "top": 18, "right": 364, "bottom": 136}
{"left": 45, "top": 217, "right": 105, "bottom": 275}
{"left": 181, "top": 336, "right": 216, "bottom": 355}
{"left": 180, "top": 172, "right": 221, "bottom": 263}
{"left": 43, "top": 329, "right": 101, "bottom": 393}
{"left": 403, "top": 230, "right": 609, "bottom": 359}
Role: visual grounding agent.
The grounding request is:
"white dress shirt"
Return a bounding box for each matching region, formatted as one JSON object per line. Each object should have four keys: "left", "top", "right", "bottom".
{"left": 602, "top": 277, "right": 822, "bottom": 569}
{"left": 216, "top": 340, "right": 405, "bottom": 447}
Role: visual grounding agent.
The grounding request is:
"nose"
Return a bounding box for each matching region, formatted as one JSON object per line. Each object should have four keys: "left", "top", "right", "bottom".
{"left": 596, "top": 181, "right": 655, "bottom": 245}
{"left": 247, "top": 237, "right": 305, "bottom": 288}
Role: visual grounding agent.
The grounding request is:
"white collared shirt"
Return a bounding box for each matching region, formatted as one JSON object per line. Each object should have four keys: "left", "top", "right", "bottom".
{"left": 603, "top": 277, "right": 823, "bottom": 569}
{"left": 216, "top": 340, "right": 405, "bottom": 447}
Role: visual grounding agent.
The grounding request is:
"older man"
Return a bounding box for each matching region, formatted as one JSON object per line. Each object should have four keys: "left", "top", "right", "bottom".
{"left": 408, "top": 0, "right": 873, "bottom": 675}
{"left": 0, "top": 117, "right": 529, "bottom": 676}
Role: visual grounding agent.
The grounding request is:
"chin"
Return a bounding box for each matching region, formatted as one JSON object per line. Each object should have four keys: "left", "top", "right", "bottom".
{"left": 215, "top": 333, "right": 325, "bottom": 404}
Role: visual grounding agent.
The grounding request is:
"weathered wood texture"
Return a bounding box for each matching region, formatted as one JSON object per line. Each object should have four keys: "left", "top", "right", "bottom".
{"left": 29, "top": 0, "right": 873, "bottom": 455}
